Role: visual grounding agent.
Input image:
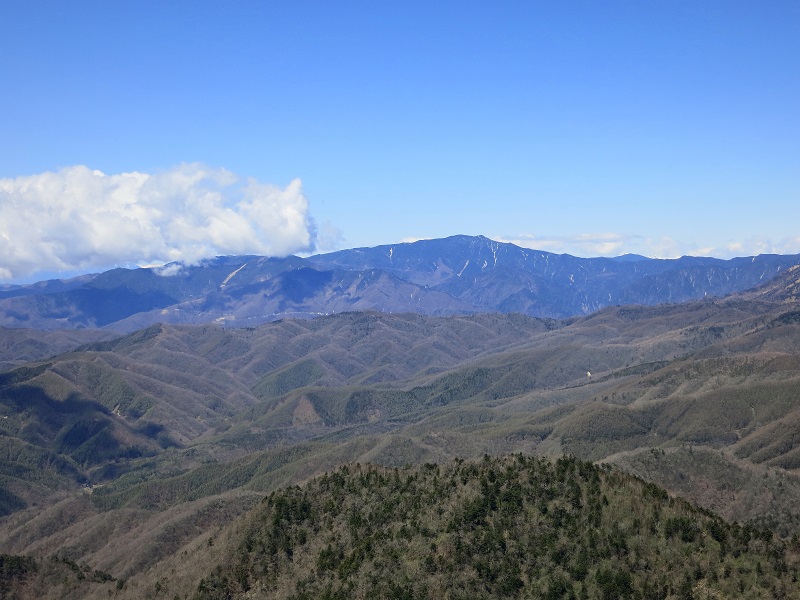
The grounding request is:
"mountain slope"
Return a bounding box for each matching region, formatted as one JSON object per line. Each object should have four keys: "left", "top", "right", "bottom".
{"left": 0, "top": 312, "right": 555, "bottom": 514}
{"left": 312, "top": 235, "right": 800, "bottom": 316}
{"left": 0, "top": 327, "right": 118, "bottom": 371}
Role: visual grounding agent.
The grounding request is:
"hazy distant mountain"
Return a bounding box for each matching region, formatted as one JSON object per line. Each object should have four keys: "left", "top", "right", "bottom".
{"left": 313, "top": 236, "right": 800, "bottom": 316}
{"left": 610, "top": 253, "right": 652, "bottom": 262}
{"left": 1, "top": 235, "right": 798, "bottom": 330}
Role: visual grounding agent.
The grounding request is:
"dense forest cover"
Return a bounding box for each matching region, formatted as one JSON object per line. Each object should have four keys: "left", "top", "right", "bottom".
{"left": 195, "top": 455, "right": 800, "bottom": 600}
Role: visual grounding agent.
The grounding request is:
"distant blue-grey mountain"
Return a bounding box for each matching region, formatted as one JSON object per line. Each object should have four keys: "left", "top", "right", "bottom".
{"left": 0, "top": 235, "right": 797, "bottom": 331}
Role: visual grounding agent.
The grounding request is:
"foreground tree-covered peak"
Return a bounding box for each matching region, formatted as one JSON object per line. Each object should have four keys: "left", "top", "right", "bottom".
{"left": 196, "top": 455, "right": 800, "bottom": 600}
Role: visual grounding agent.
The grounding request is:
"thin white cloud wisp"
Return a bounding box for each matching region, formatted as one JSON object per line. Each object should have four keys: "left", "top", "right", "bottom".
{"left": 0, "top": 164, "right": 317, "bottom": 281}
{"left": 498, "top": 233, "right": 800, "bottom": 260}
{"left": 497, "top": 233, "right": 630, "bottom": 257}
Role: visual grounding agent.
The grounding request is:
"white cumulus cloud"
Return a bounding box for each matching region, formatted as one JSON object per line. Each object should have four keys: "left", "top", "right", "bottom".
{"left": 0, "top": 164, "right": 318, "bottom": 281}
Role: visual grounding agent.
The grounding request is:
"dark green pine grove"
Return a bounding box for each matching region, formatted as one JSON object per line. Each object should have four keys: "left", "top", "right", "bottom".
{"left": 195, "top": 455, "right": 800, "bottom": 599}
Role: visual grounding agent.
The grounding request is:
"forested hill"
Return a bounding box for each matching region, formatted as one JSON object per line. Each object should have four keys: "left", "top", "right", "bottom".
{"left": 193, "top": 455, "right": 799, "bottom": 600}
{"left": 4, "top": 454, "right": 797, "bottom": 599}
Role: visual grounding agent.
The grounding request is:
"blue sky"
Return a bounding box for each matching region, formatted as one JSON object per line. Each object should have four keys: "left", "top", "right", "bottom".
{"left": 1, "top": 1, "right": 798, "bottom": 282}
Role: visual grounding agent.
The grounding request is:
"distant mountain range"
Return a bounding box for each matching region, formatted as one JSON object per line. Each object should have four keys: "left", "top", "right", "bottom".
{"left": 2, "top": 237, "right": 800, "bottom": 597}
{"left": 2, "top": 235, "right": 799, "bottom": 331}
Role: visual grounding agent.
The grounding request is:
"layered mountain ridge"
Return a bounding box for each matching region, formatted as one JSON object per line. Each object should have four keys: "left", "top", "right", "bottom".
{"left": 2, "top": 236, "right": 800, "bottom": 598}
{"left": 2, "top": 235, "right": 798, "bottom": 331}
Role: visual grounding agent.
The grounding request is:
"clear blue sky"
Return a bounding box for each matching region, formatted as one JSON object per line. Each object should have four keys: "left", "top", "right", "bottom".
{"left": 1, "top": 1, "right": 798, "bottom": 282}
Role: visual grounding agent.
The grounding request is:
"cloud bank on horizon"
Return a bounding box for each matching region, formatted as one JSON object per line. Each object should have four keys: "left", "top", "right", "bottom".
{"left": 0, "top": 164, "right": 316, "bottom": 282}
{"left": 492, "top": 234, "right": 800, "bottom": 261}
